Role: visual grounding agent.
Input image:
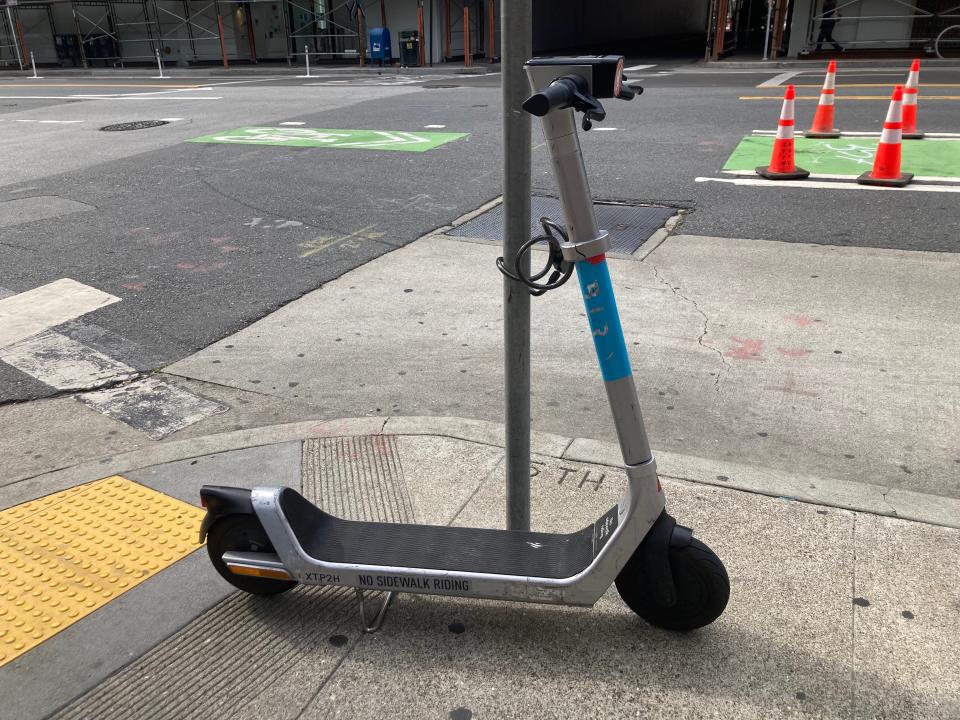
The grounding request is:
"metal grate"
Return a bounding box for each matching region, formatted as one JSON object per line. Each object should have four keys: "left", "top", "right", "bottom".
{"left": 99, "top": 120, "right": 170, "bottom": 132}
{"left": 447, "top": 196, "right": 676, "bottom": 255}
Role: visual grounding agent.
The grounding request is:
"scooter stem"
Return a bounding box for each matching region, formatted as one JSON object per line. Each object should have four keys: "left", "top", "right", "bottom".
{"left": 534, "top": 103, "right": 652, "bottom": 467}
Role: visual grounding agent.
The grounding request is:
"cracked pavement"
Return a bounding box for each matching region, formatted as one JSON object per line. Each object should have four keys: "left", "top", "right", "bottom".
{"left": 648, "top": 261, "right": 729, "bottom": 390}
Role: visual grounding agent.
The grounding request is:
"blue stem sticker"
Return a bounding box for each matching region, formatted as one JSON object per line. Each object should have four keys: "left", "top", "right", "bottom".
{"left": 576, "top": 259, "right": 633, "bottom": 383}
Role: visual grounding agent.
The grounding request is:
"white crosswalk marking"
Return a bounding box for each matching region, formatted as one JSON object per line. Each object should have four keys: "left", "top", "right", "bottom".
{"left": 758, "top": 71, "right": 804, "bottom": 88}
{"left": 78, "top": 377, "right": 227, "bottom": 440}
{"left": 0, "top": 279, "right": 119, "bottom": 349}
{"left": 0, "top": 280, "right": 227, "bottom": 439}
{"left": 0, "top": 330, "right": 137, "bottom": 390}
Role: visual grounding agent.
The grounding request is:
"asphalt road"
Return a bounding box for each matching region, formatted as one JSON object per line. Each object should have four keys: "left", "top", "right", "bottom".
{"left": 2, "top": 60, "right": 959, "bottom": 404}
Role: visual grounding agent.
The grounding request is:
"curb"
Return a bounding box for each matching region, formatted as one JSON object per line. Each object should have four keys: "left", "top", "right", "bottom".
{"left": 0, "top": 65, "right": 495, "bottom": 79}
{"left": 702, "top": 59, "right": 960, "bottom": 70}
{"left": 4, "top": 416, "right": 958, "bottom": 530}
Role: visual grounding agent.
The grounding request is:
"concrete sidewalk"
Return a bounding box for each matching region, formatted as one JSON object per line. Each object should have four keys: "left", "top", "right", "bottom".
{"left": 3, "top": 216, "right": 960, "bottom": 718}
{"left": 2, "top": 416, "right": 959, "bottom": 720}
{"left": 165, "top": 226, "right": 960, "bottom": 504}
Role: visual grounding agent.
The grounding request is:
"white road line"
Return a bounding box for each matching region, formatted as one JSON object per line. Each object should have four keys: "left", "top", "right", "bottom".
{"left": 757, "top": 70, "right": 804, "bottom": 88}
{"left": 69, "top": 93, "right": 223, "bottom": 100}
{"left": 0, "top": 96, "right": 223, "bottom": 101}
{"left": 696, "top": 176, "right": 960, "bottom": 193}
{"left": 721, "top": 169, "right": 960, "bottom": 183}
{"left": 623, "top": 64, "right": 656, "bottom": 72}
{"left": 159, "top": 117, "right": 184, "bottom": 121}
{"left": 0, "top": 330, "right": 137, "bottom": 389}
{"left": 203, "top": 77, "right": 284, "bottom": 86}
{"left": 593, "top": 127, "right": 619, "bottom": 131}
{"left": 752, "top": 129, "right": 960, "bottom": 138}
{"left": 117, "top": 87, "right": 214, "bottom": 97}
{"left": 0, "top": 279, "right": 120, "bottom": 349}
{"left": 424, "top": 124, "right": 446, "bottom": 128}
{"left": 9, "top": 119, "right": 83, "bottom": 124}
{"left": 78, "top": 376, "right": 227, "bottom": 440}
{"left": 281, "top": 121, "right": 306, "bottom": 125}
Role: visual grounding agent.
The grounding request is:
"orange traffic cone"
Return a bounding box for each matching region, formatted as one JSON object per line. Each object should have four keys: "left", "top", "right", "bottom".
{"left": 902, "top": 59, "right": 924, "bottom": 139}
{"left": 805, "top": 60, "right": 840, "bottom": 138}
{"left": 757, "top": 85, "right": 809, "bottom": 180}
{"left": 857, "top": 85, "right": 913, "bottom": 188}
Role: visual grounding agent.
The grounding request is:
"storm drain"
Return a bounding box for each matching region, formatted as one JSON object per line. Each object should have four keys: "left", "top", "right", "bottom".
{"left": 99, "top": 120, "right": 170, "bottom": 132}
{"left": 447, "top": 195, "right": 676, "bottom": 255}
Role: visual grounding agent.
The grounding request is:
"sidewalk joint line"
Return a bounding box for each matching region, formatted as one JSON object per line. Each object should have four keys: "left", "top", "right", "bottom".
{"left": 850, "top": 514, "right": 858, "bottom": 718}
{"left": 447, "top": 455, "right": 505, "bottom": 528}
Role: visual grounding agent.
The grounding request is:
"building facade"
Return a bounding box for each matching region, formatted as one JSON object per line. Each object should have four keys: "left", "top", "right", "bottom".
{"left": 1, "top": 0, "right": 956, "bottom": 69}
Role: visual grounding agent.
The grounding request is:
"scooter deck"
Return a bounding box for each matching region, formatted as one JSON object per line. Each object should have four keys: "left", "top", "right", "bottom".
{"left": 279, "top": 488, "right": 606, "bottom": 579}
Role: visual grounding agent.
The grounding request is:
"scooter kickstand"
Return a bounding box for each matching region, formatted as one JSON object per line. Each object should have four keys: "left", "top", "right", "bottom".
{"left": 355, "top": 588, "right": 394, "bottom": 633}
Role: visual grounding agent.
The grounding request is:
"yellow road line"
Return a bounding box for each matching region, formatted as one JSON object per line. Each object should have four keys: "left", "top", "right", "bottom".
{"left": 0, "top": 476, "right": 204, "bottom": 667}
{"left": 0, "top": 83, "right": 203, "bottom": 89}
{"left": 741, "top": 95, "right": 960, "bottom": 101}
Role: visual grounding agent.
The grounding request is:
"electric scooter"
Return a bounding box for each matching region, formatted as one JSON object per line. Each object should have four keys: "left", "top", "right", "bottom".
{"left": 199, "top": 56, "right": 730, "bottom": 633}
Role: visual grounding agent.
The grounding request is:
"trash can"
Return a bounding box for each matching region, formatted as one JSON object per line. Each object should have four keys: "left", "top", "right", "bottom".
{"left": 399, "top": 30, "right": 419, "bottom": 67}
{"left": 369, "top": 27, "right": 392, "bottom": 66}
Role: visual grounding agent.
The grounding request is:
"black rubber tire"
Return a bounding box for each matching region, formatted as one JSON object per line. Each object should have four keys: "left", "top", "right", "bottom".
{"left": 206, "top": 514, "right": 297, "bottom": 596}
{"left": 615, "top": 537, "right": 730, "bottom": 631}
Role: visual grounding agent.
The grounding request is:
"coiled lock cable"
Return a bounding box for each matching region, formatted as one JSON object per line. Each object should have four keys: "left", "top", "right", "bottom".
{"left": 496, "top": 217, "right": 575, "bottom": 296}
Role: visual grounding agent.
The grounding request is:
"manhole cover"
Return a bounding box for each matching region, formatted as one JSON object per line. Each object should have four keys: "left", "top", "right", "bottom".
{"left": 448, "top": 196, "right": 676, "bottom": 255}
{"left": 99, "top": 120, "right": 170, "bottom": 132}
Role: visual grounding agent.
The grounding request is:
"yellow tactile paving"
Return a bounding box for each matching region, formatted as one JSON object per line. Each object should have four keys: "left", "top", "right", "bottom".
{"left": 0, "top": 476, "right": 204, "bottom": 667}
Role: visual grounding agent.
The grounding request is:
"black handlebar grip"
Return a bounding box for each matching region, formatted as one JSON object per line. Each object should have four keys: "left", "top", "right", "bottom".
{"left": 522, "top": 79, "right": 576, "bottom": 117}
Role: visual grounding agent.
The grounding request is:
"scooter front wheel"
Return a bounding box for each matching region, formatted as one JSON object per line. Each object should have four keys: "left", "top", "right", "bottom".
{"left": 615, "top": 537, "right": 729, "bottom": 631}
{"left": 206, "top": 514, "right": 298, "bottom": 596}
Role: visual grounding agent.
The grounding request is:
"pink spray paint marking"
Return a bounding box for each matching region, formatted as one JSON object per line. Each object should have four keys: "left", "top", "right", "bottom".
{"left": 785, "top": 314, "right": 816, "bottom": 327}
{"left": 766, "top": 377, "right": 820, "bottom": 398}
{"left": 777, "top": 347, "right": 810, "bottom": 358}
{"left": 726, "top": 337, "right": 765, "bottom": 361}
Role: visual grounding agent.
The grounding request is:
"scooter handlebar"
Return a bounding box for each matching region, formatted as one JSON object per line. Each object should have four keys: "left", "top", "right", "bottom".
{"left": 522, "top": 78, "right": 579, "bottom": 117}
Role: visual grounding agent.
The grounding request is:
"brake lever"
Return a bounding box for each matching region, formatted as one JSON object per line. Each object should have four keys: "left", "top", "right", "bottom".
{"left": 572, "top": 90, "right": 606, "bottom": 131}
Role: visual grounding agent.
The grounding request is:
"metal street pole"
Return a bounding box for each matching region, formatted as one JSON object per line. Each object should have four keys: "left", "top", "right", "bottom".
{"left": 763, "top": 0, "right": 774, "bottom": 61}
{"left": 501, "top": 0, "right": 532, "bottom": 532}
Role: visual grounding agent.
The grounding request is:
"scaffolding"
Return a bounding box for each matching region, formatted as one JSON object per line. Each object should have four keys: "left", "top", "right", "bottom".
{"left": 0, "top": 0, "right": 498, "bottom": 69}
{"left": 4, "top": 1, "right": 56, "bottom": 65}
{"left": 1, "top": 4, "right": 23, "bottom": 68}
{"left": 803, "top": 0, "right": 960, "bottom": 53}
{"left": 70, "top": 0, "right": 164, "bottom": 67}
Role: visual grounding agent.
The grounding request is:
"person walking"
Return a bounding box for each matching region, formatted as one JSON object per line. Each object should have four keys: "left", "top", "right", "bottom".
{"left": 816, "top": 0, "right": 844, "bottom": 52}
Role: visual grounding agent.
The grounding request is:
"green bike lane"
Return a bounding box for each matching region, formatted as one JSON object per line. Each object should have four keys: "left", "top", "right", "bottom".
{"left": 723, "top": 135, "right": 960, "bottom": 181}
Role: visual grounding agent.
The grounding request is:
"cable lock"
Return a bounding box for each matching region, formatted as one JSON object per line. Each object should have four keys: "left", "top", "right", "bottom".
{"left": 496, "top": 218, "right": 575, "bottom": 296}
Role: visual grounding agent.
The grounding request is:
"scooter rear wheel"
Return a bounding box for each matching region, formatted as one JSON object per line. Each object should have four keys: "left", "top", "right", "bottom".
{"left": 206, "top": 514, "right": 297, "bottom": 595}
{"left": 615, "top": 538, "right": 729, "bottom": 631}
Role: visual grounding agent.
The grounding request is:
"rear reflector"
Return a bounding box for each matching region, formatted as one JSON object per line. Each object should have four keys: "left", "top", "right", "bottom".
{"left": 226, "top": 563, "right": 293, "bottom": 581}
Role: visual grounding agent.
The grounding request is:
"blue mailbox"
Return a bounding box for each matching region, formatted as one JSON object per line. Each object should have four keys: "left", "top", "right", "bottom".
{"left": 369, "top": 27, "right": 392, "bottom": 65}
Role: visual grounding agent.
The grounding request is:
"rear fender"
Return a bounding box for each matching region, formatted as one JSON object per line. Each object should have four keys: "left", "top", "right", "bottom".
{"left": 199, "top": 485, "right": 254, "bottom": 543}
